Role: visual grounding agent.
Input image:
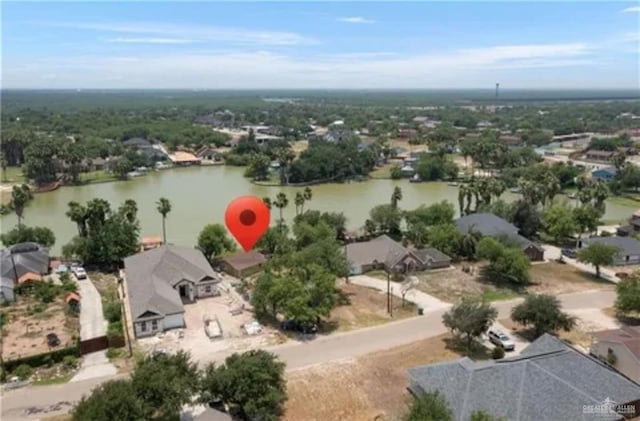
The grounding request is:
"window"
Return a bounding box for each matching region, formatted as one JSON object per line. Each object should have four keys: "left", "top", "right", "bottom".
{"left": 151, "top": 320, "right": 158, "bottom": 331}
{"left": 205, "top": 285, "right": 212, "bottom": 293}
{"left": 140, "top": 321, "right": 147, "bottom": 332}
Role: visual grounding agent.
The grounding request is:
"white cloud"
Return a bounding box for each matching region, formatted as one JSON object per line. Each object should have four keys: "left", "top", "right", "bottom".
{"left": 31, "top": 21, "right": 315, "bottom": 46}
{"left": 106, "top": 37, "right": 195, "bottom": 44}
{"left": 4, "top": 42, "right": 636, "bottom": 89}
{"left": 337, "top": 17, "right": 376, "bottom": 24}
{"left": 622, "top": 6, "right": 640, "bottom": 12}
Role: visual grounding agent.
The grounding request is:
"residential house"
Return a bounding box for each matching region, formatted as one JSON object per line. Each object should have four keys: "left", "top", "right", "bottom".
{"left": 579, "top": 236, "right": 640, "bottom": 265}
{"left": 617, "top": 210, "right": 640, "bottom": 237}
{"left": 196, "top": 146, "right": 223, "bottom": 162}
{"left": 585, "top": 150, "right": 615, "bottom": 162}
{"left": 346, "top": 235, "right": 450, "bottom": 275}
{"left": 455, "top": 213, "right": 545, "bottom": 261}
{"left": 591, "top": 326, "right": 640, "bottom": 382}
{"left": 141, "top": 236, "right": 163, "bottom": 251}
{"left": 323, "top": 127, "right": 354, "bottom": 143}
{"left": 0, "top": 242, "right": 50, "bottom": 302}
{"left": 169, "top": 151, "right": 201, "bottom": 166}
{"left": 220, "top": 251, "right": 267, "bottom": 278}
{"left": 592, "top": 166, "right": 618, "bottom": 182}
{"left": 409, "top": 334, "right": 640, "bottom": 421}
{"left": 123, "top": 137, "right": 152, "bottom": 148}
{"left": 123, "top": 245, "right": 223, "bottom": 338}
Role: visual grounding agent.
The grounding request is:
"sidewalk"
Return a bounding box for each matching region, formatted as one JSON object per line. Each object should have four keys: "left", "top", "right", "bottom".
{"left": 348, "top": 275, "right": 451, "bottom": 312}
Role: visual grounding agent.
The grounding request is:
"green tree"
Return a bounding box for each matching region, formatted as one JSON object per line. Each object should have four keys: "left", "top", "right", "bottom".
{"left": 577, "top": 242, "right": 619, "bottom": 278}
{"left": 131, "top": 351, "right": 200, "bottom": 420}
{"left": 391, "top": 186, "right": 403, "bottom": 209}
{"left": 470, "top": 410, "right": 506, "bottom": 421}
{"left": 509, "top": 199, "right": 542, "bottom": 238}
{"left": 404, "top": 391, "right": 453, "bottom": 421}
{"left": 428, "top": 223, "right": 461, "bottom": 257}
{"left": 23, "top": 136, "right": 59, "bottom": 185}
{"left": 156, "top": 197, "right": 172, "bottom": 244}
{"left": 476, "top": 238, "right": 530, "bottom": 285}
{"left": 294, "top": 192, "right": 305, "bottom": 216}
{"left": 113, "top": 157, "right": 133, "bottom": 180}
{"left": 442, "top": 297, "right": 498, "bottom": 350}
{"left": 0, "top": 225, "right": 55, "bottom": 247}
{"left": 543, "top": 201, "right": 576, "bottom": 244}
{"left": 511, "top": 294, "right": 576, "bottom": 338}
{"left": 200, "top": 350, "right": 286, "bottom": 421}
{"left": 404, "top": 201, "right": 455, "bottom": 227}
{"left": 197, "top": 224, "right": 236, "bottom": 262}
{"left": 573, "top": 204, "right": 600, "bottom": 246}
{"left": 302, "top": 187, "right": 312, "bottom": 213}
{"left": 10, "top": 184, "right": 33, "bottom": 226}
{"left": 274, "top": 192, "right": 289, "bottom": 230}
{"left": 370, "top": 204, "right": 402, "bottom": 237}
{"left": 72, "top": 380, "right": 144, "bottom": 421}
{"left": 66, "top": 201, "right": 88, "bottom": 237}
{"left": 615, "top": 274, "right": 640, "bottom": 315}
{"left": 245, "top": 153, "right": 271, "bottom": 181}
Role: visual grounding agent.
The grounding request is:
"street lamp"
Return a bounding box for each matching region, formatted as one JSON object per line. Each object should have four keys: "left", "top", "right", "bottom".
{"left": 386, "top": 266, "right": 393, "bottom": 317}
{"left": 344, "top": 234, "right": 351, "bottom": 283}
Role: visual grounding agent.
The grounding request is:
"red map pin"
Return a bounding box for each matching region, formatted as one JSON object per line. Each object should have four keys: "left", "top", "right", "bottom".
{"left": 224, "top": 196, "right": 271, "bottom": 252}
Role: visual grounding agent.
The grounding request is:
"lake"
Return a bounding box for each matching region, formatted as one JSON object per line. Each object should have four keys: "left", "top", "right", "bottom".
{"left": 0, "top": 166, "right": 635, "bottom": 254}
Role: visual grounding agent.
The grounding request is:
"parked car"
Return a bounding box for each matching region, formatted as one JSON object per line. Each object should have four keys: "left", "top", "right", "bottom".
{"left": 72, "top": 266, "right": 87, "bottom": 280}
{"left": 281, "top": 320, "right": 318, "bottom": 334}
{"left": 46, "top": 333, "right": 60, "bottom": 347}
{"left": 561, "top": 248, "right": 577, "bottom": 258}
{"left": 488, "top": 329, "right": 515, "bottom": 351}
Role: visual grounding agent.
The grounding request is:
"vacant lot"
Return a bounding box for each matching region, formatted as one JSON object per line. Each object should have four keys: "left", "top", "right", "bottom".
{"left": 2, "top": 296, "right": 79, "bottom": 361}
{"left": 529, "top": 263, "right": 614, "bottom": 295}
{"left": 284, "top": 333, "right": 459, "bottom": 421}
{"left": 328, "top": 281, "right": 417, "bottom": 332}
{"left": 89, "top": 271, "right": 119, "bottom": 300}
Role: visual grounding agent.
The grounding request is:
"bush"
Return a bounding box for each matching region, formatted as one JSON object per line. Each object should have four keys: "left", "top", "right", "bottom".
{"left": 103, "top": 301, "right": 122, "bottom": 324}
{"left": 13, "top": 364, "right": 33, "bottom": 380}
{"left": 63, "top": 355, "right": 79, "bottom": 368}
{"left": 491, "top": 346, "right": 505, "bottom": 360}
{"left": 107, "top": 321, "right": 123, "bottom": 338}
{"left": 3, "top": 344, "right": 80, "bottom": 372}
{"left": 106, "top": 347, "right": 124, "bottom": 360}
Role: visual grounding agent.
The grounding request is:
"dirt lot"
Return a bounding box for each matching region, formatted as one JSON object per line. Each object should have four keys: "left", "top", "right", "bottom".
{"left": 284, "top": 333, "right": 459, "bottom": 421}
{"left": 88, "top": 271, "right": 118, "bottom": 300}
{"left": 397, "top": 262, "right": 613, "bottom": 304}
{"left": 327, "top": 281, "right": 417, "bottom": 332}
{"left": 1, "top": 296, "right": 80, "bottom": 361}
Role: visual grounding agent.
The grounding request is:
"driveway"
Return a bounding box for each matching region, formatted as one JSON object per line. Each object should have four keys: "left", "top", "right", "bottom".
{"left": 349, "top": 275, "right": 450, "bottom": 311}
{"left": 76, "top": 276, "right": 107, "bottom": 339}
{"left": 0, "top": 289, "right": 616, "bottom": 421}
{"left": 542, "top": 244, "right": 619, "bottom": 283}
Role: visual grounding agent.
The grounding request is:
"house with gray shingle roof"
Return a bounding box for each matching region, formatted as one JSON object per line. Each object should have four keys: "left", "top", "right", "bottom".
{"left": 455, "top": 213, "right": 545, "bottom": 261}
{"left": 579, "top": 236, "right": 640, "bottom": 265}
{"left": 346, "top": 235, "right": 450, "bottom": 275}
{"left": 408, "top": 334, "right": 640, "bottom": 421}
{"left": 123, "top": 245, "right": 223, "bottom": 338}
{"left": 0, "top": 242, "right": 50, "bottom": 302}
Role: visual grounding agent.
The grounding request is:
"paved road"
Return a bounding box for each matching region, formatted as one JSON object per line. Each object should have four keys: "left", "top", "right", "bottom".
{"left": 349, "top": 275, "right": 451, "bottom": 311}
{"left": 0, "top": 289, "right": 615, "bottom": 420}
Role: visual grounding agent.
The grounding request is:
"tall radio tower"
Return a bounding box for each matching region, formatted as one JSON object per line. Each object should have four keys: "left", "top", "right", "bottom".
{"left": 495, "top": 83, "right": 500, "bottom": 100}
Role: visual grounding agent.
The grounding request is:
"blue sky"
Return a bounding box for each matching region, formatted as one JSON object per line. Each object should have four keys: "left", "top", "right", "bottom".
{"left": 2, "top": 2, "right": 639, "bottom": 89}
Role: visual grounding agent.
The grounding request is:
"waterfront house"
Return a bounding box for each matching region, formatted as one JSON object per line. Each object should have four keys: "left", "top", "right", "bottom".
{"left": 346, "top": 235, "right": 450, "bottom": 275}
{"left": 591, "top": 326, "right": 640, "bottom": 382}
{"left": 455, "top": 213, "right": 545, "bottom": 261}
{"left": 220, "top": 251, "right": 267, "bottom": 278}
{"left": 408, "top": 334, "right": 640, "bottom": 421}
{"left": 123, "top": 246, "right": 223, "bottom": 338}
{"left": 0, "top": 242, "right": 50, "bottom": 302}
{"left": 169, "top": 151, "right": 201, "bottom": 166}
{"left": 592, "top": 166, "right": 618, "bottom": 182}
{"left": 585, "top": 150, "right": 614, "bottom": 162}
{"left": 196, "top": 146, "right": 223, "bottom": 162}
{"left": 579, "top": 236, "right": 640, "bottom": 265}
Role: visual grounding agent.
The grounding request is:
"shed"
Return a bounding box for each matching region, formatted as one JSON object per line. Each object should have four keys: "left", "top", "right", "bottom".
{"left": 220, "top": 251, "right": 267, "bottom": 278}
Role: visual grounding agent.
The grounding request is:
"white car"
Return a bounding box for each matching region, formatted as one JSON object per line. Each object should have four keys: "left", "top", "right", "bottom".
{"left": 72, "top": 266, "right": 87, "bottom": 280}
{"left": 488, "top": 329, "right": 515, "bottom": 351}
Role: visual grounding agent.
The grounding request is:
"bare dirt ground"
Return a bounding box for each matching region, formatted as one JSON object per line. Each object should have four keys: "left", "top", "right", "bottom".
{"left": 88, "top": 272, "right": 118, "bottom": 300}
{"left": 400, "top": 262, "right": 613, "bottom": 304}
{"left": 328, "top": 281, "right": 417, "bottom": 332}
{"left": 2, "top": 296, "right": 80, "bottom": 361}
{"left": 291, "top": 140, "right": 309, "bottom": 157}
{"left": 284, "top": 333, "right": 459, "bottom": 421}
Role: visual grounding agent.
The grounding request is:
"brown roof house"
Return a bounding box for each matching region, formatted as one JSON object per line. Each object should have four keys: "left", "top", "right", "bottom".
{"left": 591, "top": 326, "right": 640, "bottom": 382}
{"left": 123, "top": 245, "right": 223, "bottom": 338}
{"left": 220, "top": 251, "right": 267, "bottom": 279}
{"left": 346, "top": 235, "right": 451, "bottom": 275}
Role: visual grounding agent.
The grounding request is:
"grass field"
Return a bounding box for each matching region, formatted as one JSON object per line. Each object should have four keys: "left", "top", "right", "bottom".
{"left": 1, "top": 166, "right": 26, "bottom": 184}
{"left": 79, "top": 170, "right": 119, "bottom": 184}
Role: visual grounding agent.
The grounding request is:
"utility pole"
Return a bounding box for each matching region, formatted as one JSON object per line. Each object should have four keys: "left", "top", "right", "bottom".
{"left": 495, "top": 83, "right": 500, "bottom": 100}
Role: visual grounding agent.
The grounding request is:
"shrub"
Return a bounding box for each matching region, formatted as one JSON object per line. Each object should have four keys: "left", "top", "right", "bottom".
{"left": 3, "top": 344, "right": 80, "bottom": 372}
{"left": 491, "top": 346, "right": 505, "bottom": 360}
{"left": 13, "top": 364, "right": 33, "bottom": 380}
{"left": 106, "top": 348, "right": 124, "bottom": 360}
{"left": 107, "top": 321, "right": 123, "bottom": 338}
{"left": 63, "top": 355, "right": 79, "bottom": 368}
{"left": 59, "top": 272, "right": 71, "bottom": 283}
{"left": 103, "top": 301, "right": 122, "bottom": 324}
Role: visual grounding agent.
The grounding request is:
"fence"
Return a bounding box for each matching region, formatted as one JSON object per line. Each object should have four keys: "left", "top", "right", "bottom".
{"left": 79, "top": 335, "right": 125, "bottom": 355}
{"left": 3, "top": 343, "right": 80, "bottom": 373}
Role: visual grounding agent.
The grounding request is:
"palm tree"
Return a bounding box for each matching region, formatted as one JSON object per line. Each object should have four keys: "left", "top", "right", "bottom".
{"left": 274, "top": 192, "right": 289, "bottom": 230}
{"left": 11, "top": 184, "right": 33, "bottom": 226}
{"left": 66, "top": 201, "right": 88, "bottom": 237}
{"left": 121, "top": 199, "right": 138, "bottom": 224}
{"left": 294, "top": 192, "right": 304, "bottom": 216}
{"left": 156, "top": 197, "right": 172, "bottom": 244}
{"left": 458, "top": 185, "right": 467, "bottom": 216}
{"left": 364, "top": 219, "right": 377, "bottom": 237}
{"left": 390, "top": 186, "right": 403, "bottom": 209}
{"left": 302, "top": 187, "right": 312, "bottom": 214}
{"left": 262, "top": 197, "right": 272, "bottom": 210}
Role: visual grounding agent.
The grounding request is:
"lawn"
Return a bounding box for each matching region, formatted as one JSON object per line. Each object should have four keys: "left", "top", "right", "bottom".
{"left": 1, "top": 166, "right": 26, "bottom": 183}
{"left": 79, "top": 170, "right": 119, "bottom": 184}
{"left": 326, "top": 281, "right": 417, "bottom": 333}
{"left": 284, "top": 333, "right": 461, "bottom": 421}
{"left": 369, "top": 164, "right": 393, "bottom": 179}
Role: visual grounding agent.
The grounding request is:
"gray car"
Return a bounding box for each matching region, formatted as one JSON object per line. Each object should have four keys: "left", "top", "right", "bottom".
{"left": 488, "top": 329, "right": 515, "bottom": 351}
